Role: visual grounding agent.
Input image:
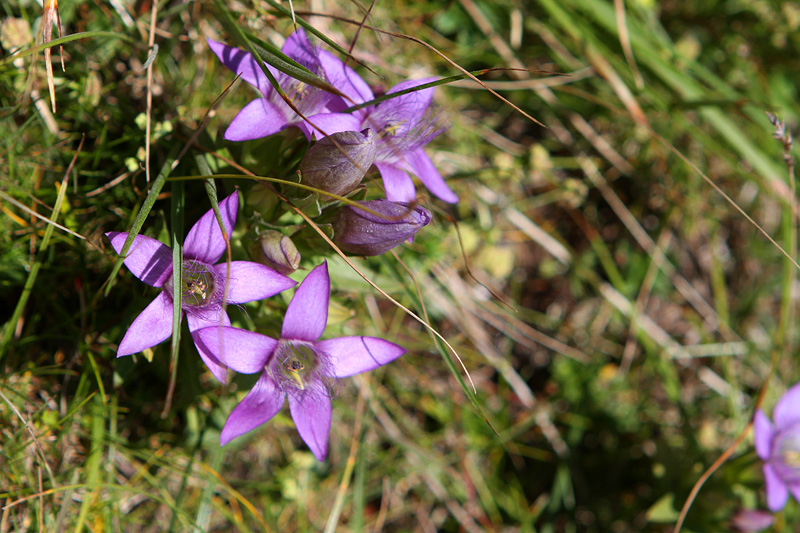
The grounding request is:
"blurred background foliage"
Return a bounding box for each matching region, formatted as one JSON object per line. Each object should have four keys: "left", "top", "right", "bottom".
{"left": 2, "top": 0, "right": 800, "bottom": 531}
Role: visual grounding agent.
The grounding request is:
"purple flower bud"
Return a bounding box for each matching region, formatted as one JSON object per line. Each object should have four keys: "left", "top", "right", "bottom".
{"left": 730, "top": 509, "right": 774, "bottom": 532}
{"left": 249, "top": 230, "right": 301, "bottom": 275}
{"left": 299, "top": 129, "right": 377, "bottom": 197}
{"left": 331, "top": 199, "right": 431, "bottom": 256}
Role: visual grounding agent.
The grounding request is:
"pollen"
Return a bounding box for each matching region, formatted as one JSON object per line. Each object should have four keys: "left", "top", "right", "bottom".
{"left": 178, "top": 261, "right": 217, "bottom": 308}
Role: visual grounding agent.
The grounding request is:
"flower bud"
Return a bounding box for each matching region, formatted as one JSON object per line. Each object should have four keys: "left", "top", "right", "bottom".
{"left": 331, "top": 200, "right": 431, "bottom": 256}
{"left": 299, "top": 129, "right": 377, "bottom": 197}
{"left": 249, "top": 230, "right": 301, "bottom": 275}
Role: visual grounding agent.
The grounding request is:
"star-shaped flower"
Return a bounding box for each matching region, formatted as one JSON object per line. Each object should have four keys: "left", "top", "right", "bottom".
{"left": 208, "top": 29, "right": 336, "bottom": 141}
{"left": 196, "top": 261, "right": 405, "bottom": 460}
{"left": 301, "top": 56, "right": 458, "bottom": 204}
{"left": 755, "top": 382, "right": 800, "bottom": 511}
{"left": 106, "top": 192, "right": 296, "bottom": 381}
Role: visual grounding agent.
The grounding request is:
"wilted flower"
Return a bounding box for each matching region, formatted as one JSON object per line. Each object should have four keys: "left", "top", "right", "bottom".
{"left": 755, "top": 382, "right": 800, "bottom": 511}
{"left": 106, "top": 193, "right": 296, "bottom": 381}
{"left": 302, "top": 58, "right": 458, "bottom": 204}
{"left": 331, "top": 199, "right": 431, "bottom": 256}
{"left": 208, "top": 29, "right": 334, "bottom": 141}
{"left": 299, "top": 129, "right": 377, "bottom": 197}
{"left": 248, "top": 230, "right": 300, "bottom": 275}
{"left": 196, "top": 261, "right": 405, "bottom": 460}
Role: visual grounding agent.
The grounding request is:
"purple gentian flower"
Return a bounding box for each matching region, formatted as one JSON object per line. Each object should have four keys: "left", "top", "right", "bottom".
{"left": 754, "top": 382, "right": 800, "bottom": 511}
{"left": 196, "top": 261, "right": 405, "bottom": 460}
{"left": 302, "top": 55, "right": 458, "bottom": 204}
{"left": 106, "top": 193, "right": 296, "bottom": 381}
{"left": 208, "top": 29, "right": 335, "bottom": 141}
{"left": 730, "top": 509, "right": 775, "bottom": 532}
{"left": 331, "top": 199, "right": 431, "bottom": 256}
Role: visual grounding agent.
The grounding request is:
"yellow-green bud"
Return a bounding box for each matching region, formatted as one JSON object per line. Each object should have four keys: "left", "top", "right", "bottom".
{"left": 249, "top": 230, "right": 301, "bottom": 275}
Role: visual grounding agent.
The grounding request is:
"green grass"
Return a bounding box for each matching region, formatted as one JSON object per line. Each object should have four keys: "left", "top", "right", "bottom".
{"left": 1, "top": 0, "right": 799, "bottom": 531}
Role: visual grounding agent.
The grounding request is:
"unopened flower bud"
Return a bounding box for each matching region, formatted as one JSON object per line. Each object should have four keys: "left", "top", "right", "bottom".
{"left": 331, "top": 200, "right": 431, "bottom": 256}
{"left": 299, "top": 129, "right": 377, "bottom": 197}
{"left": 249, "top": 230, "right": 301, "bottom": 275}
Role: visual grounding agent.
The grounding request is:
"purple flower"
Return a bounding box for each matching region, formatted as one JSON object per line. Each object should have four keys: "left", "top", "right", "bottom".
{"left": 196, "top": 261, "right": 405, "bottom": 460}
{"left": 105, "top": 193, "right": 296, "bottom": 381}
{"left": 730, "top": 509, "right": 775, "bottom": 532}
{"left": 331, "top": 199, "right": 431, "bottom": 256}
{"left": 301, "top": 53, "right": 458, "bottom": 204}
{"left": 755, "top": 382, "right": 800, "bottom": 511}
{"left": 208, "top": 29, "right": 335, "bottom": 141}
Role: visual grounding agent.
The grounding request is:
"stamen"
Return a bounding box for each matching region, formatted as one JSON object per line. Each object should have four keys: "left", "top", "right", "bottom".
{"left": 164, "top": 260, "right": 221, "bottom": 311}
{"left": 270, "top": 340, "right": 337, "bottom": 397}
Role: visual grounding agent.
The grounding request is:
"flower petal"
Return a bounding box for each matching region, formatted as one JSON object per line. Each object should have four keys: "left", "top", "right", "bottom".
{"left": 790, "top": 482, "right": 800, "bottom": 507}
{"left": 774, "top": 382, "right": 800, "bottom": 429}
{"left": 281, "top": 261, "right": 330, "bottom": 342}
{"left": 106, "top": 232, "right": 173, "bottom": 287}
{"left": 402, "top": 149, "right": 458, "bottom": 203}
{"left": 375, "top": 162, "right": 416, "bottom": 203}
{"left": 316, "top": 336, "right": 405, "bottom": 378}
{"left": 224, "top": 98, "right": 288, "bottom": 142}
{"left": 281, "top": 28, "right": 319, "bottom": 72}
{"left": 207, "top": 38, "right": 278, "bottom": 96}
{"left": 371, "top": 78, "right": 436, "bottom": 129}
{"left": 298, "top": 112, "right": 365, "bottom": 140}
{"left": 288, "top": 379, "right": 332, "bottom": 461}
{"left": 765, "top": 463, "right": 790, "bottom": 512}
{"left": 195, "top": 326, "right": 277, "bottom": 374}
{"left": 186, "top": 307, "right": 229, "bottom": 332}
{"left": 220, "top": 372, "right": 285, "bottom": 446}
{"left": 118, "top": 292, "right": 174, "bottom": 356}
{"left": 214, "top": 261, "right": 296, "bottom": 304}
{"left": 318, "top": 49, "right": 374, "bottom": 108}
{"left": 187, "top": 311, "right": 231, "bottom": 382}
{"left": 754, "top": 410, "right": 776, "bottom": 461}
{"left": 183, "top": 192, "right": 238, "bottom": 265}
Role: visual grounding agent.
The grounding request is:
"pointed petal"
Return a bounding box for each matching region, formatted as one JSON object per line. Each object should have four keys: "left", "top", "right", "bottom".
{"left": 220, "top": 373, "right": 285, "bottom": 446}
{"left": 288, "top": 379, "right": 332, "bottom": 461}
{"left": 183, "top": 192, "right": 238, "bottom": 264}
{"left": 298, "top": 112, "right": 364, "bottom": 140}
{"left": 754, "top": 410, "right": 776, "bottom": 460}
{"left": 403, "top": 149, "right": 458, "bottom": 203}
{"left": 370, "top": 77, "right": 436, "bottom": 129}
{"left": 195, "top": 326, "right": 277, "bottom": 374}
{"left": 118, "top": 292, "right": 174, "bottom": 356}
{"left": 765, "top": 463, "right": 790, "bottom": 512}
{"left": 375, "top": 162, "right": 416, "bottom": 203}
{"left": 774, "top": 382, "right": 800, "bottom": 428}
{"left": 318, "top": 49, "right": 374, "bottom": 107}
{"left": 187, "top": 311, "right": 231, "bottom": 382}
{"left": 207, "top": 38, "right": 278, "bottom": 96}
{"left": 224, "top": 98, "right": 288, "bottom": 142}
{"left": 281, "top": 28, "right": 319, "bottom": 72}
{"left": 790, "top": 482, "right": 800, "bottom": 506}
{"left": 281, "top": 262, "right": 329, "bottom": 342}
{"left": 316, "top": 336, "right": 405, "bottom": 378}
{"left": 106, "top": 232, "right": 173, "bottom": 287}
{"left": 214, "top": 261, "right": 296, "bottom": 304}
{"left": 186, "top": 307, "right": 229, "bottom": 332}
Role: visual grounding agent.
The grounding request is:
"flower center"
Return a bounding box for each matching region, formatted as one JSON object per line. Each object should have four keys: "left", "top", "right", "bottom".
{"left": 270, "top": 340, "right": 337, "bottom": 398}
{"left": 273, "top": 341, "right": 317, "bottom": 391}
{"left": 165, "top": 260, "right": 220, "bottom": 311}
{"left": 774, "top": 426, "right": 800, "bottom": 482}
